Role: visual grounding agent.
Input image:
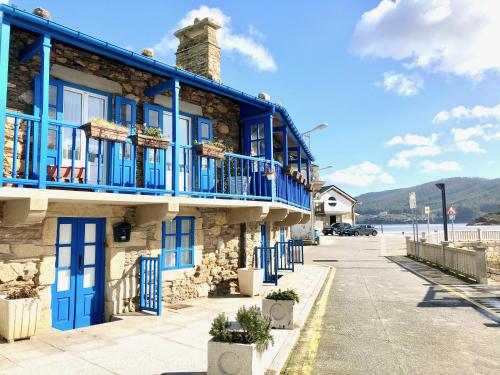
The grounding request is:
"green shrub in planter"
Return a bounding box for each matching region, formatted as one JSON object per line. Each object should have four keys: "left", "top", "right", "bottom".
{"left": 263, "top": 289, "right": 299, "bottom": 330}
{"left": 208, "top": 306, "right": 274, "bottom": 375}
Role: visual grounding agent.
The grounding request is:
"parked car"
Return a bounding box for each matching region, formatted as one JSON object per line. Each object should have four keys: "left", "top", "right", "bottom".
{"left": 345, "top": 224, "right": 378, "bottom": 236}
{"left": 336, "top": 223, "right": 352, "bottom": 236}
{"left": 322, "top": 223, "right": 341, "bottom": 236}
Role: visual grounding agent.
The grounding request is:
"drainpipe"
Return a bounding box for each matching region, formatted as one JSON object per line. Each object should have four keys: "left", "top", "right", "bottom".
{"left": 239, "top": 223, "right": 247, "bottom": 268}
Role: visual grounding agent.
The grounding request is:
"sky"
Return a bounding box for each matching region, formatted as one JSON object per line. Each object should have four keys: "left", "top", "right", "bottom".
{"left": 6, "top": 0, "right": 500, "bottom": 196}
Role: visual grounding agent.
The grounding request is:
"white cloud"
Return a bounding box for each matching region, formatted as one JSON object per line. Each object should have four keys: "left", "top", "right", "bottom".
{"left": 351, "top": 0, "right": 500, "bottom": 78}
{"left": 322, "top": 161, "right": 395, "bottom": 188}
{"left": 455, "top": 140, "right": 485, "bottom": 153}
{"left": 388, "top": 145, "right": 441, "bottom": 168}
{"left": 386, "top": 133, "right": 438, "bottom": 147}
{"left": 377, "top": 71, "right": 423, "bottom": 96}
{"left": 154, "top": 6, "right": 277, "bottom": 72}
{"left": 433, "top": 104, "right": 500, "bottom": 123}
{"left": 450, "top": 124, "right": 499, "bottom": 152}
{"left": 419, "top": 160, "right": 461, "bottom": 172}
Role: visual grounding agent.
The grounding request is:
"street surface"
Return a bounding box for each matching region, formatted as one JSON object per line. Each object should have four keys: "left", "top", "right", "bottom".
{"left": 284, "top": 234, "right": 500, "bottom": 375}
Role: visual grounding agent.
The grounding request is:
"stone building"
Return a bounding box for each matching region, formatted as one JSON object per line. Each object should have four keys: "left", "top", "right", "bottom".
{"left": 0, "top": 5, "right": 315, "bottom": 331}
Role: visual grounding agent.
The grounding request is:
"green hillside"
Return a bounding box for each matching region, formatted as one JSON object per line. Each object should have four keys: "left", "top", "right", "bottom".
{"left": 356, "top": 177, "right": 500, "bottom": 223}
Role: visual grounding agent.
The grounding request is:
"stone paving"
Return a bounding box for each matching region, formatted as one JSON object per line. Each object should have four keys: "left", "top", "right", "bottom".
{"left": 0, "top": 264, "right": 328, "bottom": 375}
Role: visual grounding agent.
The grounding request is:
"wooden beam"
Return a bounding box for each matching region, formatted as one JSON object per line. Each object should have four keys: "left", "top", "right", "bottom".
{"left": 144, "top": 79, "right": 175, "bottom": 97}
{"left": 18, "top": 35, "right": 43, "bottom": 63}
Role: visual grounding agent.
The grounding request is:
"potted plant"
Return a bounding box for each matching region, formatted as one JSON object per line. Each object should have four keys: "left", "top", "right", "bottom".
{"left": 207, "top": 306, "right": 274, "bottom": 375}
{"left": 0, "top": 286, "right": 41, "bottom": 343}
{"left": 238, "top": 254, "right": 264, "bottom": 297}
{"left": 264, "top": 167, "right": 276, "bottom": 181}
{"left": 83, "top": 118, "right": 129, "bottom": 143}
{"left": 262, "top": 289, "right": 299, "bottom": 329}
{"left": 292, "top": 170, "right": 305, "bottom": 184}
{"left": 130, "top": 127, "right": 170, "bottom": 149}
{"left": 194, "top": 140, "right": 226, "bottom": 160}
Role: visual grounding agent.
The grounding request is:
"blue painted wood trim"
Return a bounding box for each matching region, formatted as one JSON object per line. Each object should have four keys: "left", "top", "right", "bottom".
{"left": 18, "top": 34, "right": 43, "bottom": 63}
{"left": 282, "top": 127, "right": 288, "bottom": 167}
{"left": 144, "top": 79, "right": 175, "bottom": 97}
{"left": 0, "top": 20, "right": 10, "bottom": 187}
{"left": 172, "top": 79, "right": 180, "bottom": 196}
{"left": 37, "top": 35, "right": 51, "bottom": 188}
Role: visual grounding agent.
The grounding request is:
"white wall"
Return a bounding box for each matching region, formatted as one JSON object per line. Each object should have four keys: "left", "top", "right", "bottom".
{"left": 317, "top": 189, "right": 353, "bottom": 216}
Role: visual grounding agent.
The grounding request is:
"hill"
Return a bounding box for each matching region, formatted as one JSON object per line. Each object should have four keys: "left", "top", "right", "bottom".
{"left": 470, "top": 212, "right": 500, "bottom": 225}
{"left": 356, "top": 177, "right": 500, "bottom": 224}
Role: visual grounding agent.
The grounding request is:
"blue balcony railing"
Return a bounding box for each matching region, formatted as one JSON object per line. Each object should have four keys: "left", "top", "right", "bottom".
{"left": 275, "top": 162, "right": 311, "bottom": 210}
{"left": 2, "top": 111, "right": 311, "bottom": 210}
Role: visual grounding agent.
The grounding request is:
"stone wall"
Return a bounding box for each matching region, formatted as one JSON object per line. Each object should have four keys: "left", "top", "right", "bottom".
{"left": 4, "top": 27, "right": 241, "bottom": 182}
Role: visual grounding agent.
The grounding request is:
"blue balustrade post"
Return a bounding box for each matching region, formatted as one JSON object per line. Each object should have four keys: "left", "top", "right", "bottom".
{"left": 38, "top": 35, "right": 51, "bottom": 188}
{"left": 305, "top": 159, "right": 310, "bottom": 184}
{"left": 172, "top": 79, "right": 180, "bottom": 195}
{"left": 0, "top": 19, "right": 11, "bottom": 187}
{"left": 282, "top": 128, "right": 288, "bottom": 167}
{"left": 264, "top": 111, "right": 275, "bottom": 201}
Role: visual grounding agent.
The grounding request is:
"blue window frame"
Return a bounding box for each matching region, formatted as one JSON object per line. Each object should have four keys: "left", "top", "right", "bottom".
{"left": 248, "top": 123, "right": 266, "bottom": 158}
{"left": 162, "top": 216, "right": 195, "bottom": 270}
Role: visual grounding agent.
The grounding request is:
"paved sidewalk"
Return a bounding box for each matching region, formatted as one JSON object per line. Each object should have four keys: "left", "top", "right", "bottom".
{"left": 285, "top": 236, "right": 500, "bottom": 375}
{"left": 0, "top": 264, "right": 328, "bottom": 375}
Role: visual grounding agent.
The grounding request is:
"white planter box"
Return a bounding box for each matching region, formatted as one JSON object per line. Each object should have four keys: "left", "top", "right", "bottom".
{"left": 237, "top": 268, "right": 264, "bottom": 296}
{"left": 208, "top": 339, "right": 263, "bottom": 375}
{"left": 262, "top": 298, "right": 294, "bottom": 329}
{"left": 0, "top": 296, "right": 41, "bottom": 343}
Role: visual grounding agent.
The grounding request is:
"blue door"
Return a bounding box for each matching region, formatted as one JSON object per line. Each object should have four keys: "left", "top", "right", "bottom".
{"left": 261, "top": 224, "right": 267, "bottom": 248}
{"left": 52, "top": 218, "right": 105, "bottom": 330}
{"left": 197, "top": 117, "right": 215, "bottom": 192}
{"left": 144, "top": 104, "right": 166, "bottom": 189}
{"left": 112, "top": 97, "right": 136, "bottom": 187}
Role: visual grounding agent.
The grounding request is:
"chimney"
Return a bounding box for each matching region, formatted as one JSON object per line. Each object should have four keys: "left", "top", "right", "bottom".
{"left": 174, "top": 17, "right": 221, "bottom": 82}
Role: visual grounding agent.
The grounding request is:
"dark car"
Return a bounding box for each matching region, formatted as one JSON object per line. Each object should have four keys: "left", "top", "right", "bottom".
{"left": 336, "top": 223, "right": 352, "bottom": 236}
{"left": 322, "top": 223, "right": 341, "bottom": 235}
{"left": 346, "top": 224, "right": 378, "bottom": 236}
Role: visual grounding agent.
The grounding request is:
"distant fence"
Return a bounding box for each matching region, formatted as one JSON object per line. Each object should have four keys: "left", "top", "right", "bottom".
{"left": 424, "top": 229, "right": 500, "bottom": 244}
{"left": 406, "top": 237, "right": 488, "bottom": 284}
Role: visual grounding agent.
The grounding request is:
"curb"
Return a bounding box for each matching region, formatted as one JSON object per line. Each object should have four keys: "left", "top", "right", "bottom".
{"left": 266, "top": 265, "right": 332, "bottom": 375}
{"left": 389, "top": 256, "right": 500, "bottom": 322}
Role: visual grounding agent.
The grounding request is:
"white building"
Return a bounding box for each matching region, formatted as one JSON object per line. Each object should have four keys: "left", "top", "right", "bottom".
{"left": 314, "top": 185, "right": 357, "bottom": 226}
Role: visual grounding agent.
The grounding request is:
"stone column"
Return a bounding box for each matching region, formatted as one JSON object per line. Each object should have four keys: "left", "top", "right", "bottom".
{"left": 475, "top": 246, "right": 488, "bottom": 284}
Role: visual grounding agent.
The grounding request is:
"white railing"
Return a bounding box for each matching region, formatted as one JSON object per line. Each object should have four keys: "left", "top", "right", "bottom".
{"left": 424, "top": 229, "right": 500, "bottom": 244}
{"left": 406, "top": 237, "right": 488, "bottom": 283}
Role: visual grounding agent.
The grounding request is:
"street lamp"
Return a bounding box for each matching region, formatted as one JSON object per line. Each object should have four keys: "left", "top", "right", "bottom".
{"left": 319, "top": 165, "right": 333, "bottom": 171}
{"left": 435, "top": 183, "right": 449, "bottom": 242}
{"left": 302, "top": 123, "right": 328, "bottom": 149}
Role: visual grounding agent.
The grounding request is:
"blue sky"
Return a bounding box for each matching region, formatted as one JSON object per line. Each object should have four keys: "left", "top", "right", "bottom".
{"left": 9, "top": 0, "right": 500, "bottom": 195}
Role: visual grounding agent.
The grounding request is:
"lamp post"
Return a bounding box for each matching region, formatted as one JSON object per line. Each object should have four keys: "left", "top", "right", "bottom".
{"left": 319, "top": 165, "right": 333, "bottom": 171}
{"left": 302, "top": 123, "right": 328, "bottom": 149}
{"left": 435, "top": 183, "right": 448, "bottom": 242}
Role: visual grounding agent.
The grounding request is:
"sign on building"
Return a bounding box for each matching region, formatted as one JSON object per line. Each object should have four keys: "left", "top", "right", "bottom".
{"left": 424, "top": 206, "right": 430, "bottom": 216}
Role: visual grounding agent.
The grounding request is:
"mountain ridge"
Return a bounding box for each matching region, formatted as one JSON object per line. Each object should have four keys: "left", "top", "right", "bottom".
{"left": 355, "top": 177, "right": 500, "bottom": 223}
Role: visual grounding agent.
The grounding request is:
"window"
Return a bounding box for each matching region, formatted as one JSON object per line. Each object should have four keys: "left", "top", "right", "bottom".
{"left": 162, "top": 217, "right": 195, "bottom": 270}
{"left": 249, "top": 123, "right": 265, "bottom": 158}
{"left": 328, "top": 197, "right": 337, "bottom": 207}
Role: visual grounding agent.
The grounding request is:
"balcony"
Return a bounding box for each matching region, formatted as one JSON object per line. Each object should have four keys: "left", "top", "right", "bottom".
{"left": 1, "top": 111, "right": 311, "bottom": 210}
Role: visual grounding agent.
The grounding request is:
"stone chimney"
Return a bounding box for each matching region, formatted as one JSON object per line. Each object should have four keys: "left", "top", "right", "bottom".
{"left": 174, "top": 17, "right": 221, "bottom": 82}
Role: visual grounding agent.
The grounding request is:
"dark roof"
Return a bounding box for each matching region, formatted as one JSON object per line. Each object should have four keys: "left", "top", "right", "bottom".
{"left": 318, "top": 185, "right": 357, "bottom": 202}
{"left": 0, "top": 4, "right": 315, "bottom": 161}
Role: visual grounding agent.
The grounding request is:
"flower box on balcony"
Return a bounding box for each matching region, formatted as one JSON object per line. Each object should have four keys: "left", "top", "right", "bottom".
{"left": 284, "top": 165, "right": 293, "bottom": 176}
{"left": 131, "top": 134, "right": 170, "bottom": 150}
{"left": 83, "top": 119, "right": 129, "bottom": 143}
{"left": 47, "top": 165, "right": 85, "bottom": 183}
{"left": 305, "top": 183, "right": 313, "bottom": 192}
{"left": 292, "top": 171, "right": 305, "bottom": 184}
{"left": 194, "top": 142, "right": 226, "bottom": 160}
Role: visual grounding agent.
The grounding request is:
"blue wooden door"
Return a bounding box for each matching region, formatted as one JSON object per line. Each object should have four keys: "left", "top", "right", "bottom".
{"left": 197, "top": 117, "right": 215, "bottom": 192}
{"left": 52, "top": 218, "right": 105, "bottom": 330}
{"left": 144, "top": 104, "right": 165, "bottom": 189}
{"left": 261, "top": 224, "right": 267, "bottom": 248}
{"left": 112, "top": 97, "right": 136, "bottom": 187}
